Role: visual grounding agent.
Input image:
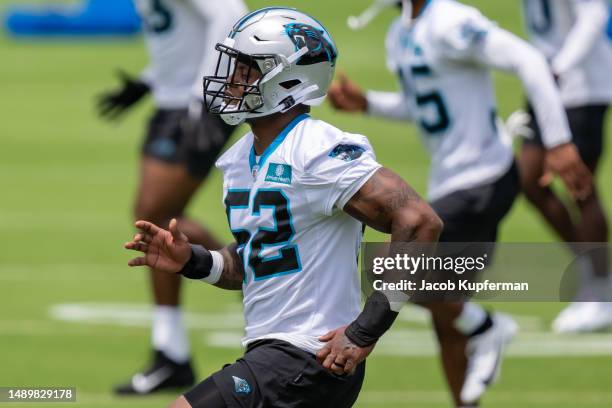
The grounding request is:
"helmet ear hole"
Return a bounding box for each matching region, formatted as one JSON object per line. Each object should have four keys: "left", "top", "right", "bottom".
{"left": 279, "top": 79, "right": 302, "bottom": 90}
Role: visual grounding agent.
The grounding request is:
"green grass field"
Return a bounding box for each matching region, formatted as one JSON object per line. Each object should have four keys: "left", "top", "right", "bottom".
{"left": 1, "top": 0, "right": 611, "bottom": 407}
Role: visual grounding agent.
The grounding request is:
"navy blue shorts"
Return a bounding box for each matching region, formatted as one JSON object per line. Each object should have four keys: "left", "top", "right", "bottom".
{"left": 184, "top": 339, "right": 365, "bottom": 408}
{"left": 524, "top": 104, "right": 608, "bottom": 168}
{"left": 430, "top": 162, "right": 519, "bottom": 243}
{"left": 142, "top": 107, "right": 235, "bottom": 179}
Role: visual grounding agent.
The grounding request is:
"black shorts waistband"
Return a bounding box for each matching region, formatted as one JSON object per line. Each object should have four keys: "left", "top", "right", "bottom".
{"left": 245, "top": 339, "right": 317, "bottom": 360}
{"left": 245, "top": 338, "right": 292, "bottom": 353}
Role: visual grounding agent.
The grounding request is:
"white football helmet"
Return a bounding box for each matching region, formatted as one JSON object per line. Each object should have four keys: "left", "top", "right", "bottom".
{"left": 203, "top": 7, "right": 338, "bottom": 126}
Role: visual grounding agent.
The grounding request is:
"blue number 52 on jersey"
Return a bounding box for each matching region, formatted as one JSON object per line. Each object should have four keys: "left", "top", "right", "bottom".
{"left": 225, "top": 188, "right": 302, "bottom": 283}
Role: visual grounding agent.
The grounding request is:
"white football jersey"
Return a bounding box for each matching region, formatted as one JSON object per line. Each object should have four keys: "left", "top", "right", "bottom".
{"left": 216, "top": 114, "right": 382, "bottom": 355}
{"left": 135, "top": 0, "right": 247, "bottom": 108}
{"left": 385, "top": 0, "right": 513, "bottom": 202}
{"left": 523, "top": 0, "right": 612, "bottom": 106}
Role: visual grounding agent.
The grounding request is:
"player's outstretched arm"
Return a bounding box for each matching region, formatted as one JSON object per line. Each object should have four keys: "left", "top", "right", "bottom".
{"left": 96, "top": 69, "right": 150, "bottom": 121}
{"left": 124, "top": 219, "right": 244, "bottom": 290}
{"left": 550, "top": 0, "right": 609, "bottom": 76}
{"left": 316, "top": 168, "right": 442, "bottom": 375}
{"left": 327, "top": 73, "right": 369, "bottom": 113}
{"left": 328, "top": 74, "right": 414, "bottom": 122}
{"left": 471, "top": 26, "right": 593, "bottom": 199}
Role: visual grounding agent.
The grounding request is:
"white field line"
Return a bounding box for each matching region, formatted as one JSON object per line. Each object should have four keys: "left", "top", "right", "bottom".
{"left": 397, "top": 307, "right": 544, "bottom": 331}
{"left": 48, "top": 303, "right": 244, "bottom": 329}
{"left": 205, "top": 329, "right": 612, "bottom": 357}
{"left": 0, "top": 320, "right": 149, "bottom": 336}
{"left": 0, "top": 302, "right": 603, "bottom": 357}
{"left": 375, "top": 329, "right": 612, "bottom": 357}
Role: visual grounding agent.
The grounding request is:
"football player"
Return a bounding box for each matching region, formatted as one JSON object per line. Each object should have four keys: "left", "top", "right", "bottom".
{"left": 512, "top": 0, "right": 612, "bottom": 333}
{"left": 328, "top": 0, "right": 593, "bottom": 406}
{"left": 96, "top": 0, "right": 248, "bottom": 395}
{"left": 124, "top": 7, "right": 443, "bottom": 408}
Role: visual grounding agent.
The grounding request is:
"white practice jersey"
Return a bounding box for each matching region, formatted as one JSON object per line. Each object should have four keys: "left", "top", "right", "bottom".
{"left": 135, "top": 0, "right": 247, "bottom": 109}
{"left": 384, "top": 1, "right": 514, "bottom": 201}
{"left": 216, "top": 114, "right": 381, "bottom": 355}
{"left": 523, "top": 0, "right": 612, "bottom": 106}
{"left": 369, "top": 0, "right": 571, "bottom": 201}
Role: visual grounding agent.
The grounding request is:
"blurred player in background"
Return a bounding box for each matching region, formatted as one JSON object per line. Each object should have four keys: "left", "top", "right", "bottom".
{"left": 123, "top": 7, "right": 443, "bottom": 407}
{"left": 510, "top": 0, "right": 612, "bottom": 333}
{"left": 96, "top": 0, "right": 247, "bottom": 395}
{"left": 329, "top": 0, "right": 593, "bottom": 406}
{"left": 609, "top": 3, "right": 612, "bottom": 39}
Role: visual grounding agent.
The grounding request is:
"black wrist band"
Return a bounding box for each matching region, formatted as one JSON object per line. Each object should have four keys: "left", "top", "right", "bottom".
{"left": 179, "top": 244, "right": 213, "bottom": 280}
{"left": 345, "top": 291, "right": 399, "bottom": 347}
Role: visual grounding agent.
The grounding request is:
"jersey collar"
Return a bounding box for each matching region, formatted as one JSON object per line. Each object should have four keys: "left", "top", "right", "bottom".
{"left": 249, "top": 113, "right": 310, "bottom": 177}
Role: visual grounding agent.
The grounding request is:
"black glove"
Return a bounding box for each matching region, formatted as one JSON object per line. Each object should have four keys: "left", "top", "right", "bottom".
{"left": 97, "top": 70, "right": 150, "bottom": 120}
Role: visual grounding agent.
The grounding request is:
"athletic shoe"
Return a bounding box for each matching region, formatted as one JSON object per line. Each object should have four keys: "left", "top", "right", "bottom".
{"left": 461, "top": 313, "right": 518, "bottom": 405}
{"left": 552, "top": 302, "right": 612, "bottom": 333}
{"left": 114, "top": 350, "right": 196, "bottom": 395}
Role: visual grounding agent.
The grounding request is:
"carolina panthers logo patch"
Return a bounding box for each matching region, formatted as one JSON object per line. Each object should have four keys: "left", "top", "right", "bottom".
{"left": 284, "top": 23, "right": 337, "bottom": 66}
{"left": 329, "top": 144, "right": 365, "bottom": 162}
{"left": 232, "top": 376, "right": 251, "bottom": 394}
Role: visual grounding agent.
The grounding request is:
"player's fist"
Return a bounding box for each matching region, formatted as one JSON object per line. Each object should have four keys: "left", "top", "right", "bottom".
{"left": 542, "top": 142, "right": 593, "bottom": 201}
{"left": 124, "top": 219, "right": 192, "bottom": 274}
{"left": 327, "top": 73, "right": 368, "bottom": 113}
{"left": 316, "top": 326, "right": 375, "bottom": 376}
{"left": 96, "top": 69, "right": 150, "bottom": 121}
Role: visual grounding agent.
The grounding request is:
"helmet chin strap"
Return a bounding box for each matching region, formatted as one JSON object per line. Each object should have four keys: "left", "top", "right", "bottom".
{"left": 220, "top": 110, "right": 247, "bottom": 126}
{"left": 220, "top": 84, "right": 320, "bottom": 125}
{"left": 278, "top": 84, "right": 320, "bottom": 112}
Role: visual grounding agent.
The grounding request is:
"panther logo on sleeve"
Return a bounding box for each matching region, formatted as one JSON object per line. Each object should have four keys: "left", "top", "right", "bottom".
{"left": 232, "top": 376, "right": 251, "bottom": 394}
{"left": 329, "top": 144, "right": 366, "bottom": 162}
{"left": 284, "top": 23, "right": 337, "bottom": 66}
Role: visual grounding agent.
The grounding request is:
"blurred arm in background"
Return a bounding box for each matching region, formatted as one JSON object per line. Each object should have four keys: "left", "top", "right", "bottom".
{"left": 551, "top": 0, "right": 609, "bottom": 76}
{"left": 466, "top": 24, "right": 592, "bottom": 198}
{"left": 96, "top": 69, "right": 151, "bottom": 120}
{"left": 470, "top": 25, "right": 570, "bottom": 148}
{"left": 328, "top": 73, "right": 415, "bottom": 122}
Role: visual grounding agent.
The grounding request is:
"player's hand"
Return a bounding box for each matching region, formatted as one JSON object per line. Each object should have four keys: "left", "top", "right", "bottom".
{"left": 316, "top": 326, "right": 375, "bottom": 376}
{"left": 124, "top": 219, "right": 192, "bottom": 273}
{"left": 542, "top": 142, "right": 593, "bottom": 201}
{"left": 327, "top": 73, "right": 368, "bottom": 113}
{"left": 97, "top": 69, "right": 150, "bottom": 121}
{"left": 505, "top": 110, "right": 534, "bottom": 140}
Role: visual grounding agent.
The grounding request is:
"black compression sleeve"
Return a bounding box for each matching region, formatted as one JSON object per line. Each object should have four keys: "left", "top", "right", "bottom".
{"left": 179, "top": 244, "right": 213, "bottom": 280}
{"left": 345, "top": 291, "right": 399, "bottom": 347}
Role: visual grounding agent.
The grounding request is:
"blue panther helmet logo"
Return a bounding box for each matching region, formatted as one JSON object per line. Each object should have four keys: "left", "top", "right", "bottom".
{"left": 232, "top": 376, "right": 251, "bottom": 394}
{"left": 284, "top": 23, "right": 337, "bottom": 66}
